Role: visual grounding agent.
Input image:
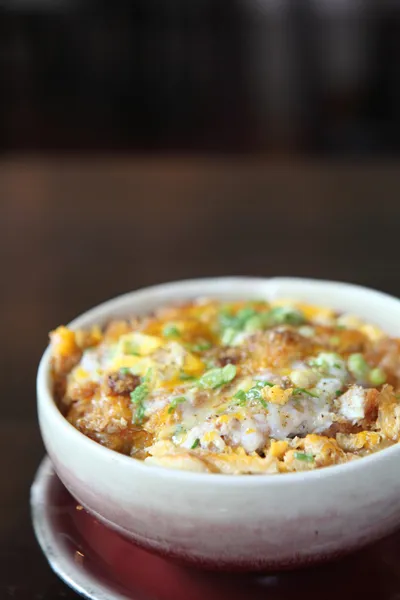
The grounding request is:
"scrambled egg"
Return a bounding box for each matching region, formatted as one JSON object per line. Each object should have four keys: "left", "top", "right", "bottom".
{"left": 50, "top": 298, "right": 400, "bottom": 474}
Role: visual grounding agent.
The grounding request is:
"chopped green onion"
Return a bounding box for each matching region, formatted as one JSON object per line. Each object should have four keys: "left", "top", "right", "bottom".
{"left": 191, "top": 438, "right": 200, "bottom": 449}
{"left": 242, "top": 386, "right": 262, "bottom": 402}
{"left": 244, "top": 314, "right": 265, "bottom": 333}
{"left": 219, "top": 306, "right": 258, "bottom": 339}
{"left": 179, "top": 372, "right": 196, "bottom": 381}
{"left": 222, "top": 364, "right": 237, "bottom": 383}
{"left": 330, "top": 336, "right": 340, "bottom": 346}
{"left": 310, "top": 352, "right": 344, "bottom": 375}
{"left": 168, "top": 396, "right": 186, "bottom": 414}
{"left": 218, "top": 306, "right": 236, "bottom": 329}
{"left": 256, "top": 380, "right": 274, "bottom": 387}
{"left": 294, "top": 452, "right": 314, "bottom": 462}
{"left": 233, "top": 380, "right": 270, "bottom": 410}
{"left": 347, "top": 353, "right": 369, "bottom": 380}
{"left": 187, "top": 340, "right": 212, "bottom": 352}
{"left": 259, "top": 397, "right": 268, "bottom": 409}
{"left": 130, "top": 386, "right": 148, "bottom": 424}
{"left": 162, "top": 323, "right": 181, "bottom": 338}
{"left": 369, "top": 367, "right": 387, "bottom": 386}
{"left": 268, "top": 306, "right": 305, "bottom": 326}
{"left": 221, "top": 327, "right": 237, "bottom": 346}
{"left": 144, "top": 368, "right": 153, "bottom": 383}
{"left": 335, "top": 390, "right": 342, "bottom": 396}
{"left": 218, "top": 303, "right": 307, "bottom": 340}
{"left": 120, "top": 367, "right": 131, "bottom": 375}
{"left": 130, "top": 382, "right": 149, "bottom": 405}
{"left": 130, "top": 369, "right": 152, "bottom": 424}
{"left": 292, "top": 387, "right": 319, "bottom": 399}
{"left": 233, "top": 389, "right": 247, "bottom": 405}
{"left": 235, "top": 307, "right": 258, "bottom": 328}
{"left": 198, "top": 364, "right": 237, "bottom": 389}
{"left": 219, "top": 303, "right": 305, "bottom": 343}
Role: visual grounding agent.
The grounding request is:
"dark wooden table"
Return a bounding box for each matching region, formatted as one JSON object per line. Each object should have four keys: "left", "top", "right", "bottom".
{"left": 2, "top": 157, "right": 400, "bottom": 599}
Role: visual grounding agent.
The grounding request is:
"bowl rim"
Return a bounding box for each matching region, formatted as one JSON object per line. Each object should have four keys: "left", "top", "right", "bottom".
{"left": 37, "top": 276, "right": 400, "bottom": 486}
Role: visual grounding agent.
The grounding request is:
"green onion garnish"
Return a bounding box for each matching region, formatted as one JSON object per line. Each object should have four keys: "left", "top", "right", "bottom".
{"left": 259, "top": 397, "right": 268, "bottom": 409}
{"left": 369, "top": 367, "right": 387, "bottom": 386}
{"left": 162, "top": 323, "right": 181, "bottom": 338}
{"left": 168, "top": 396, "right": 186, "bottom": 414}
{"left": 179, "top": 372, "right": 196, "bottom": 381}
{"left": 233, "top": 389, "right": 247, "bottom": 405}
{"left": 187, "top": 340, "right": 212, "bottom": 352}
{"left": 294, "top": 452, "right": 314, "bottom": 462}
{"left": 221, "top": 327, "right": 237, "bottom": 346}
{"left": 347, "top": 353, "right": 369, "bottom": 380}
{"left": 268, "top": 306, "right": 305, "bottom": 326}
{"left": 233, "top": 380, "right": 271, "bottom": 409}
{"left": 130, "top": 369, "right": 152, "bottom": 424}
{"left": 292, "top": 388, "right": 319, "bottom": 399}
{"left": 198, "top": 364, "right": 237, "bottom": 389}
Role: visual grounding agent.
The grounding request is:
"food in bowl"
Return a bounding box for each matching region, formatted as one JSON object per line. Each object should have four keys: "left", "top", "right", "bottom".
{"left": 38, "top": 279, "right": 400, "bottom": 569}
{"left": 50, "top": 297, "right": 400, "bottom": 475}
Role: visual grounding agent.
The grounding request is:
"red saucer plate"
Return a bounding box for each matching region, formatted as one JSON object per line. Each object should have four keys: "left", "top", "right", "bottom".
{"left": 31, "top": 456, "right": 400, "bottom": 600}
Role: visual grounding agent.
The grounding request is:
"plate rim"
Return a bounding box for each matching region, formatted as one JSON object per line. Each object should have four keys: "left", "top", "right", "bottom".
{"left": 30, "top": 455, "right": 132, "bottom": 600}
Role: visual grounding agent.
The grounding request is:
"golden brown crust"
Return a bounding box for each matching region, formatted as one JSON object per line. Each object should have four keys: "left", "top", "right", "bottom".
{"left": 105, "top": 372, "right": 141, "bottom": 396}
{"left": 377, "top": 385, "right": 400, "bottom": 441}
{"left": 365, "top": 339, "right": 400, "bottom": 387}
{"left": 49, "top": 299, "right": 400, "bottom": 474}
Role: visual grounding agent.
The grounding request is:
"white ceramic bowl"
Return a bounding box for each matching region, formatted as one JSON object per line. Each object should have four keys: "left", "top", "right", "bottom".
{"left": 37, "top": 277, "right": 400, "bottom": 571}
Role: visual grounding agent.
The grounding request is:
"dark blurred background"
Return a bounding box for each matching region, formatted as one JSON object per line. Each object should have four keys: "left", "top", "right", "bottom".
{"left": 2, "top": 1, "right": 400, "bottom": 598}
{"left": 1, "top": 0, "right": 400, "bottom": 155}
